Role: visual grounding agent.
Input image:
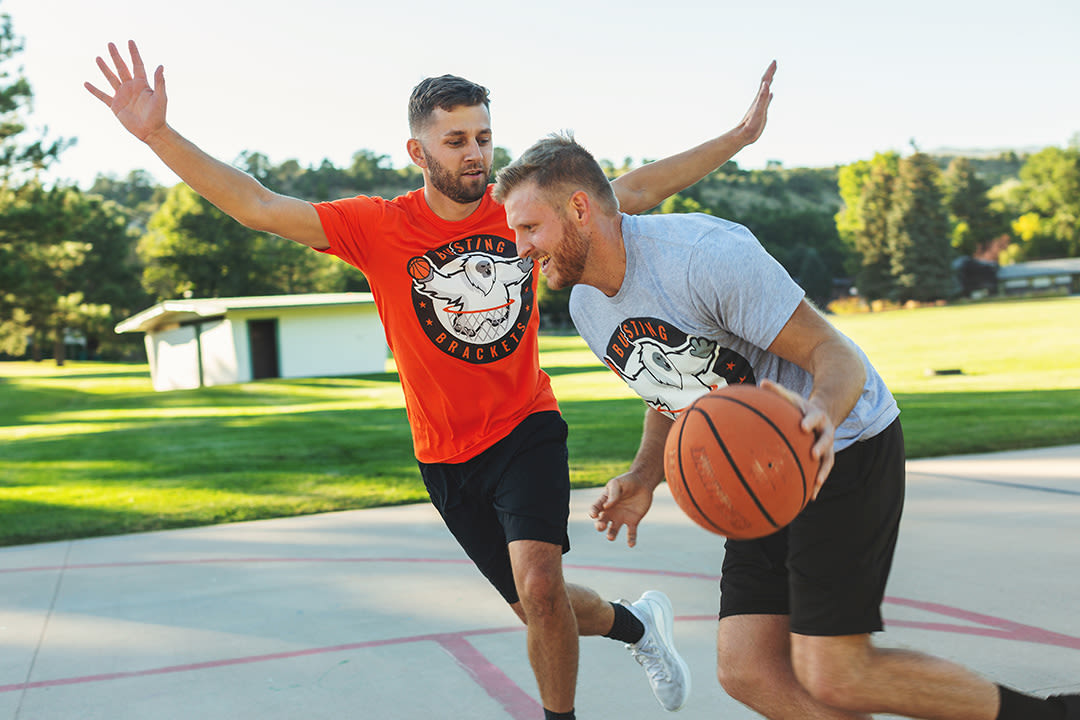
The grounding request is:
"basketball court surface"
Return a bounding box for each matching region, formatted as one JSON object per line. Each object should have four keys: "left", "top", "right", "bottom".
{"left": 2, "top": 444, "right": 1078, "bottom": 719}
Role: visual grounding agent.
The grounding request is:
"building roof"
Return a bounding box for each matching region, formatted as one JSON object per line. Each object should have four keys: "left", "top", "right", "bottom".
{"left": 115, "top": 293, "right": 377, "bottom": 334}
{"left": 997, "top": 257, "right": 1080, "bottom": 280}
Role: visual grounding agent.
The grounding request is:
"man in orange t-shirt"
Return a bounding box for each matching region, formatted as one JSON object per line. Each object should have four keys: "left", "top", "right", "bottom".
{"left": 88, "top": 41, "right": 775, "bottom": 719}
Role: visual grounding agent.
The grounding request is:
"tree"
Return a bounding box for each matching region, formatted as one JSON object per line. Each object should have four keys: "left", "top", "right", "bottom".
{"left": 139, "top": 183, "right": 352, "bottom": 301}
{"left": 73, "top": 194, "right": 151, "bottom": 357}
{"left": 887, "top": 153, "right": 956, "bottom": 302}
{"left": 0, "top": 183, "right": 113, "bottom": 363}
{"left": 1009, "top": 146, "right": 1080, "bottom": 259}
{"left": 87, "top": 169, "right": 163, "bottom": 234}
{"left": 0, "top": 9, "right": 69, "bottom": 180}
{"left": 836, "top": 153, "right": 900, "bottom": 302}
{"left": 941, "top": 157, "right": 1001, "bottom": 256}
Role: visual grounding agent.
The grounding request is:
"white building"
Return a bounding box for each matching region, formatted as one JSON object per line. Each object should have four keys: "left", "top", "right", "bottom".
{"left": 115, "top": 293, "right": 386, "bottom": 391}
{"left": 997, "top": 257, "right": 1080, "bottom": 296}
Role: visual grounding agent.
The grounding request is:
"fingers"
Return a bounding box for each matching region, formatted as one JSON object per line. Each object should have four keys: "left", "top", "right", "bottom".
{"left": 95, "top": 54, "right": 121, "bottom": 92}
{"left": 128, "top": 40, "right": 147, "bottom": 80}
{"left": 84, "top": 81, "right": 112, "bottom": 105}
{"left": 624, "top": 522, "right": 637, "bottom": 548}
{"left": 107, "top": 42, "right": 133, "bottom": 84}
{"left": 760, "top": 379, "right": 807, "bottom": 414}
{"left": 761, "top": 59, "right": 777, "bottom": 86}
{"left": 154, "top": 64, "right": 166, "bottom": 98}
{"left": 811, "top": 450, "right": 834, "bottom": 501}
{"left": 588, "top": 493, "right": 607, "bottom": 520}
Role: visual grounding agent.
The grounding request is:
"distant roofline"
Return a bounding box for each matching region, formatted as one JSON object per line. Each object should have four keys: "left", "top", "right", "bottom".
{"left": 998, "top": 257, "right": 1080, "bottom": 280}
{"left": 115, "top": 292, "right": 376, "bottom": 334}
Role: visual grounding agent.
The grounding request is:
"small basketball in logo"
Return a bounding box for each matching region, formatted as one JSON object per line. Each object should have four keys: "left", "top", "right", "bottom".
{"left": 407, "top": 256, "right": 432, "bottom": 281}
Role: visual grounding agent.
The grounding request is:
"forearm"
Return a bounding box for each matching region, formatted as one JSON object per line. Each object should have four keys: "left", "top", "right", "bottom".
{"left": 612, "top": 127, "right": 756, "bottom": 214}
{"left": 806, "top": 335, "right": 866, "bottom": 429}
{"left": 628, "top": 407, "right": 676, "bottom": 491}
{"left": 143, "top": 125, "right": 326, "bottom": 248}
{"left": 145, "top": 125, "right": 275, "bottom": 227}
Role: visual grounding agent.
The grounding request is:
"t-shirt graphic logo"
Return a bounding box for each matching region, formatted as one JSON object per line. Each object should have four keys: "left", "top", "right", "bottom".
{"left": 407, "top": 234, "right": 535, "bottom": 363}
{"left": 603, "top": 317, "right": 755, "bottom": 417}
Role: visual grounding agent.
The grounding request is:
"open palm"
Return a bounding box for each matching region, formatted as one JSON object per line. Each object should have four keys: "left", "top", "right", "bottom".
{"left": 85, "top": 40, "right": 167, "bottom": 143}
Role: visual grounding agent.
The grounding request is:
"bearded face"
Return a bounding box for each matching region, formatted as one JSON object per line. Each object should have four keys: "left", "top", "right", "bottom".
{"left": 422, "top": 146, "right": 491, "bottom": 205}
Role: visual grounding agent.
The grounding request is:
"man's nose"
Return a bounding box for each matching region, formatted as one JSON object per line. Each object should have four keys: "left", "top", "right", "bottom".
{"left": 463, "top": 139, "right": 482, "bottom": 161}
{"left": 515, "top": 236, "right": 533, "bottom": 259}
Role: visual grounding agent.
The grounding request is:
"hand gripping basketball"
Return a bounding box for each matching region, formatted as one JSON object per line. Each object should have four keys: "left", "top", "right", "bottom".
{"left": 663, "top": 385, "right": 820, "bottom": 539}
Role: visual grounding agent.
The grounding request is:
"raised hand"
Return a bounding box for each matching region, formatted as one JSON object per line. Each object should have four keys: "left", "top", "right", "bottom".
{"left": 736, "top": 60, "right": 776, "bottom": 146}
{"left": 85, "top": 41, "right": 167, "bottom": 143}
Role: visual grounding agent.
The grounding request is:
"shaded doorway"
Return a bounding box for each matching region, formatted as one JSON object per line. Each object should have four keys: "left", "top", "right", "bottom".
{"left": 248, "top": 319, "right": 280, "bottom": 380}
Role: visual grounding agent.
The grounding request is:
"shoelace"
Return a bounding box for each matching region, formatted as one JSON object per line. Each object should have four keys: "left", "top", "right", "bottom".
{"left": 629, "top": 638, "right": 671, "bottom": 682}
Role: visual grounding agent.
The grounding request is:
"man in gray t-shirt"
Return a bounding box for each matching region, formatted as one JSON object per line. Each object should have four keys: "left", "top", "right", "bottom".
{"left": 493, "top": 134, "right": 1078, "bottom": 720}
{"left": 569, "top": 211, "right": 899, "bottom": 451}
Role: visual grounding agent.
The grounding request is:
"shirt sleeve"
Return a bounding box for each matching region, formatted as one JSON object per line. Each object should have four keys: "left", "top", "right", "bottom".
{"left": 311, "top": 196, "right": 384, "bottom": 271}
{"left": 687, "top": 223, "right": 805, "bottom": 352}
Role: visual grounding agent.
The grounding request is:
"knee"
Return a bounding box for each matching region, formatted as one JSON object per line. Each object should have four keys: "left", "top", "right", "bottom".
{"left": 716, "top": 641, "right": 775, "bottom": 705}
{"left": 515, "top": 567, "right": 567, "bottom": 619}
{"left": 791, "top": 639, "right": 871, "bottom": 711}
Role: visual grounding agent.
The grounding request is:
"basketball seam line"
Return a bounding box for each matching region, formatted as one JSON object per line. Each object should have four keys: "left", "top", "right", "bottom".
{"left": 698, "top": 407, "right": 780, "bottom": 529}
{"left": 675, "top": 411, "right": 729, "bottom": 535}
{"left": 713, "top": 395, "right": 810, "bottom": 508}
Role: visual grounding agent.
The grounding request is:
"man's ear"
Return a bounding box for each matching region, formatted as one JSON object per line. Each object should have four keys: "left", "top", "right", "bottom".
{"left": 406, "top": 138, "right": 427, "bottom": 169}
{"left": 567, "top": 190, "right": 591, "bottom": 225}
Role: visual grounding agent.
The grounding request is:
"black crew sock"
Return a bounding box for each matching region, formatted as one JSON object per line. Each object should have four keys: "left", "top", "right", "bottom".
{"left": 543, "top": 708, "right": 575, "bottom": 720}
{"left": 603, "top": 601, "right": 645, "bottom": 644}
{"left": 997, "top": 685, "right": 1066, "bottom": 720}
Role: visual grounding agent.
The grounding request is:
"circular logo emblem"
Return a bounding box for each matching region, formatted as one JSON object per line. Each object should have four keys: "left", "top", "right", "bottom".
{"left": 408, "top": 234, "right": 535, "bottom": 364}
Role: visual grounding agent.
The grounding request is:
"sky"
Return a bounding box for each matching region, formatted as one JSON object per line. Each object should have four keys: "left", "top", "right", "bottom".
{"left": 4, "top": 0, "right": 1079, "bottom": 190}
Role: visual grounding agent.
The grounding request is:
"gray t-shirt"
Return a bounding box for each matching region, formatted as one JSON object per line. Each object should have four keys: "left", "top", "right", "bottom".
{"left": 569, "top": 212, "right": 899, "bottom": 451}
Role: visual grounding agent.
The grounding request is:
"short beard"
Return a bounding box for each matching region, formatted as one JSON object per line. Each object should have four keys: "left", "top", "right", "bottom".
{"left": 545, "top": 215, "right": 589, "bottom": 290}
{"left": 423, "top": 148, "right": 489, "bottom": 204}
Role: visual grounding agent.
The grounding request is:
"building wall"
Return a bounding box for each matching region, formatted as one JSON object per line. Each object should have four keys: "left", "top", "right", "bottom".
{"left": 143, "top": 302, "right": 386, "bottom": 391}
{"left": 228, "top": 304, "right": 387, "bottom": 382}
{"left": 279, "top": 304, "right": 387, "bottom": 378}
{"left": 199, "top": 319, "right": 240, "bottom": 386}
{"left": 145, "top": 325, "right": 201, "bottom": 391}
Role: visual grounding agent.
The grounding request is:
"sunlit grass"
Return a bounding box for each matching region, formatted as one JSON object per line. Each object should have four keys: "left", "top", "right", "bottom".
{"left": 1, "top": 295, "right": 1077, "bottom": 546}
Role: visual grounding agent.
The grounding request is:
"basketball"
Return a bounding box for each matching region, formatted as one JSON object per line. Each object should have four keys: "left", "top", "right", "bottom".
{"left": 407, "top": 255, "right": 432, "bottom": 280}
{"left": 663, "top": 384, "right": 819, "bottom": 540}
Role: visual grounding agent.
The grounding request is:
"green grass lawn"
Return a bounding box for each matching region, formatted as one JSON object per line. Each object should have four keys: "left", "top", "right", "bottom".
{"left": 1, "top": 296, "right": 1078, "bottom": 546}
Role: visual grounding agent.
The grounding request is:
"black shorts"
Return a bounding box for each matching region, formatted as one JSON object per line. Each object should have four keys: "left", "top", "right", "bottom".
{"left": 418, "top": 411, "right": 571, "bottom": 605}
{"left": 718, "top": 417, "right": 905, "bottom": 636}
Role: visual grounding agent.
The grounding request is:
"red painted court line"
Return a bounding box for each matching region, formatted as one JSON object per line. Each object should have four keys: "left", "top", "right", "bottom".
{"left": 2, "top": 556, "right": 1078, "bottom": 699}
{"left": 0, "top": 625, "right": 525, "bottom": 695}
{"left": 885, "top": 597, "right": 1080, "bottom": 651}
{"left": 437, "top": 635, "right": 541, "bottom": 720}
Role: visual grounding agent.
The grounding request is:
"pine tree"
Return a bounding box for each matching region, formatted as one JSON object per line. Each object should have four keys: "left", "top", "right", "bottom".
{"left": 942, "top": 157, "right": 1000, "bottom": 257}
{"left": 854, "top": 160, "right": 898, "bottom": 302}
{"left": 887, "top": 153, "right": 956, "bottom": 302}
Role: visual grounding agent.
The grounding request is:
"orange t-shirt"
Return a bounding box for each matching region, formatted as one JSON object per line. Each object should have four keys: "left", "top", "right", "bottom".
{"left": 312, "top": 185, "right": 559, "bottom": 464}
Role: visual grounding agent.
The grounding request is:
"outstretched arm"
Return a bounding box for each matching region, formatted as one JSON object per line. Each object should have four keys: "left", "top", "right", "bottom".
{"left": 589, "top": 407, "right": 674, "bottom": 547}
{"left": 611, "top": 60, "right": 776, "bottom": 215}
{"left": 85, "top": 41, "right": 328, "bottom": 249}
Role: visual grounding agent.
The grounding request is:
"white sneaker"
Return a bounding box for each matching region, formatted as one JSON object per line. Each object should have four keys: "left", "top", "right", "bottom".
{"left": 621, "top": 590, "right": 691, "bottom": 711}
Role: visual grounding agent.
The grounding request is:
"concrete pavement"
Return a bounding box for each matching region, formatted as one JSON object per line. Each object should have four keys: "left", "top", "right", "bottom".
{"left": 2, "top": 445, "right": 1078, "bottom": 719}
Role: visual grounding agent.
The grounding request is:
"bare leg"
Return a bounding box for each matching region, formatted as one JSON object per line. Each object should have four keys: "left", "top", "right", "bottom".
{"left": 567, "top": 583, "right": 617, "bottom": 636}
{"left": 792, "top": 633, "right": 1000, "bottom": 720}
{"left": 717, "top": 614, "right": 868, "bottom": 719}
{"left": 508, "top": 539, "right": 578, "bottom": 714}
{"left": 510, "top": 583, "right": 616, "bottom": 636}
